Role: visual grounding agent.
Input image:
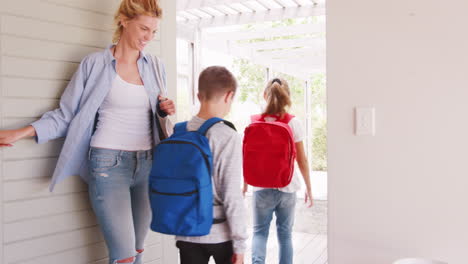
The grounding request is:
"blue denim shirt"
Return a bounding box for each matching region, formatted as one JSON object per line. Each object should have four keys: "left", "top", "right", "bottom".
{"left": 31, "top": 45, "right": 166, "bottom": 191}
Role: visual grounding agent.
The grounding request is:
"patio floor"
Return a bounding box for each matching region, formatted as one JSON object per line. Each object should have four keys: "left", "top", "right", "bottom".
{"left": 208, "top": 230, "right": 327, "bottom": 264}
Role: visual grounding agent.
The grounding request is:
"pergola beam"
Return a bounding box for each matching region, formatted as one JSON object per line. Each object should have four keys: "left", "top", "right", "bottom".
{"left": 251, "top": 56, "right": 324, "bottom": 80}
{"left": 270, "top": 0, "right": 289, "bottom": 8}
{"left": 201, "top": 23, "right": 324, "bottom": 42}
{"left": 203, "top": 37, "right": 324, "bottom": 80}
{"left": 233, "top": 37, "right": 325, "bottom": 51}
{"left": 268, "top": 56, "right": 325, "bottom": 67}
{"left": 254, "top": 47, "right": 324, "bottom": 59}
{"left": 179, "top": 4, "right": 325, "bottom": 28}
{"left": 177, "top": 0, "right": 252, "bottom": 12}
{"left": 176, "top": 0, "right": 327, "bottom": 80}
{"left": 177, "top": 24, "right": 197, "bottom": 42}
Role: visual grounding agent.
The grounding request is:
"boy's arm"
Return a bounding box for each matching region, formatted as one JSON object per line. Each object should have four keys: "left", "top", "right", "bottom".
{"left": 216, "top": 132, "right": 248, "bottom": 254}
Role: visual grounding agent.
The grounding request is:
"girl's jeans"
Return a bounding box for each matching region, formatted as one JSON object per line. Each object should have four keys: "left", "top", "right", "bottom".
{"left": 88, "top": 147, "right": 153, "bottom": 264}
{"left": 252, "top": 189, "right": 297, "bottom": 264}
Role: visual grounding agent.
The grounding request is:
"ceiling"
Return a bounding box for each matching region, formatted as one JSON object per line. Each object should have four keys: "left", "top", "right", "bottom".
{"left": 176, "top": 0, "right": 326, "bottom": 80}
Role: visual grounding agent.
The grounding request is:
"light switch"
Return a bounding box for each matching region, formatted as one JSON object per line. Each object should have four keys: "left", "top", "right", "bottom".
{"left": 355, "top": 107, "right": 375, "bottom": 135}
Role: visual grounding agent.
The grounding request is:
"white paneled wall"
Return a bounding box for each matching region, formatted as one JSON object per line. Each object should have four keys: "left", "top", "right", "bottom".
{"left": 328, "top": 0, "right": 468, "bottom": 263}
{"left": 0, "top": 0, "right": 176, "bottom": 263}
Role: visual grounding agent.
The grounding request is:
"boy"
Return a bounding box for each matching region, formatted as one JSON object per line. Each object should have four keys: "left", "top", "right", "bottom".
{"left": 175, "top": 66, "right": 247, "bottom": 264}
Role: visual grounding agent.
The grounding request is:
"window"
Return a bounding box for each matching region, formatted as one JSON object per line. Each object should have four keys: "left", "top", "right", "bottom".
{"left": 176, "top": 38, "right": 195, "bottom": 121}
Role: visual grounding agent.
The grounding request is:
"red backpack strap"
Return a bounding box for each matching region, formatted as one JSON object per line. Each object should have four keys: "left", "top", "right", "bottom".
{"left": 250, "top": 114, "right": 262, "bottom": 122}
{"left": 276, "top": 113, "right": 295, "bottom": 124}
{"left": 281, "top": 113, "right": 294, "bottom": 124}
{"left": 252, "top": 114, "right": 295, "bottom": 123}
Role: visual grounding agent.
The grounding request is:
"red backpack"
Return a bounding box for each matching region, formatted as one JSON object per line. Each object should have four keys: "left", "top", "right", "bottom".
{"left": 243, "top": 114, "right": 297, "bottom": 188}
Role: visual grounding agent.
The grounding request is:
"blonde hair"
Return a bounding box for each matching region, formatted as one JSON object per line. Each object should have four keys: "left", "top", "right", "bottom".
{"left": 113, "top": 0, "right": 163, "bottom": 43}
{"left": 263, "top": 78, "right": 292, "bottom": 117}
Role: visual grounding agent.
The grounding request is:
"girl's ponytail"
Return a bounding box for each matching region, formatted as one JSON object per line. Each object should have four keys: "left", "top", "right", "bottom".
{"left": 263, "top": 78, "right": 292, "bottom": 117}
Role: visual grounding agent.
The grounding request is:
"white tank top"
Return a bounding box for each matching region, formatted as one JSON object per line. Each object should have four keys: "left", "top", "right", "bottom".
{"left": 90, "top": 74, "right": 153, "bottom": 151}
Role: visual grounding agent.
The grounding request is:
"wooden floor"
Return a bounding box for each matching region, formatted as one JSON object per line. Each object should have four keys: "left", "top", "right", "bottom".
{"left": 209, "top": 230, "right": 327, "bottom": 264}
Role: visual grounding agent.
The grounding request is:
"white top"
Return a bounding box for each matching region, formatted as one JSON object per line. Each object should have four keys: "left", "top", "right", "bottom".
{"left": 253, "top": 116, "right": 305, "bottom": 193}
{"left": 90, "top": 75, "right": 153, "bottom": 151}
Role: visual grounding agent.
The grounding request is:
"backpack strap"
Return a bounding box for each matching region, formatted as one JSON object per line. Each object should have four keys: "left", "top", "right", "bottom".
{"left": 198, "top": 117, "right": 236, "bottom": 136}
{"left": 251, "top": 114, "right": 262, "bottom": 122}
{"left": 280, "top": 113, "right": 295, "bottom": 123}
{"left": 173, "top": 121, "right": 188, "bottom": 134}
{"left": 253, "top": 113, "right": 295, "bottom": 124}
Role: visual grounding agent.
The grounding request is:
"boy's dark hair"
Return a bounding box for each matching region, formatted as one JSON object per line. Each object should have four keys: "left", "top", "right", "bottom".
{"left": 198, "top": 66, "right": 237, "bottom": 101}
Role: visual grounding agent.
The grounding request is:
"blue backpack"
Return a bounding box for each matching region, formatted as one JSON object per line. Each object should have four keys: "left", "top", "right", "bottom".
{"left": 149, "top": 117, "right": 236, "bottom": 236}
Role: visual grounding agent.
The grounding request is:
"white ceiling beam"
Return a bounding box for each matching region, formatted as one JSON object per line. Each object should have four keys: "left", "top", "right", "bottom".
{"left": 177, "top": 0, "right": 251, "bottom": 12}
{"left": 178, "top": 11, "right": 201, "bottom": 20}
{"left": 274, "top": 57, "right": 325, "bottom": 66}
{"left": 177, "top": 24, "right": 196, "bottom": 42}
{"left": 250, "top": 56, "right": 324, "bottom": 80}
{"left": 257, "top": 0, "right": 282, "bottom": 9}
{"left": 251, "top": 0, "right": 271, "bottom": 10}
{"left": 292, "top": 0, "right": 302, "bottom": 6}
{"left": 234, "top": 37, "right": 325, "bottom": 51}
{"left": 200, "top": 7, "right": 226, "bottom": 16}
{"left": 228, "top": 3, "right": 253, "bottom": 13}
{"left": 194, "top": 9, "right": 216, "bottom": 18}
{"left": 185, "top": 9, "right": 210, "bottom": 19}
{"left": 268, "top": 56, "right": 325, "bottom": 68}
{"left": 255, "top": 47, "right": 324, "bottom": 58}
{"left": 202, "top": 35, "right": 324, "bottom": 80}
{"left": 202, "top": 23, "right": 324, "bottom": 41}
{"left": 225, "top": 43, "right": 325, "bottom": 66}
{"left": 270, "top": 0, "right": 287, "bottom": 8}
{"left": 214, "top": 5, "right": 241, "bottom": 15}
{"left": 253, "top": 50, "right": 325, "bottom": 66}
{"left": 179, "top": 4, "right": 325, "bottom": 28}
{"left": 237, "top": 2, "right": 255, "bottom": 11}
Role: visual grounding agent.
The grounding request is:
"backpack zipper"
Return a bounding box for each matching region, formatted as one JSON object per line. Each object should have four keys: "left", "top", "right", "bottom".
{"left": 151, "top": 189, "right": 198, "bottom": 196}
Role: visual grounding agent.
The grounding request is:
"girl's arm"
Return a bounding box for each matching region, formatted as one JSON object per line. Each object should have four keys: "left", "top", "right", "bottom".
{"left": 296, "top": 141, "right": 313, "bottom": 207}
{"left": 242, "top": 181, "right": 248, "bottom": 196}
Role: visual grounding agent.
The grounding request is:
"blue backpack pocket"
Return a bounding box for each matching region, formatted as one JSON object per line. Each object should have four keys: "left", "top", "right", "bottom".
{"left": 150, "top": 178, "right": 206, "bottom": 235}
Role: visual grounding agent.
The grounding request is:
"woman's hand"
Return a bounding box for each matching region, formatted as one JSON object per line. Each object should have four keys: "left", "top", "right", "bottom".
{"left": 0, "top": 126, "right": 36, "bottom": 147}
{"left": 158, "top": 95, "right": 176, "bottom": 115}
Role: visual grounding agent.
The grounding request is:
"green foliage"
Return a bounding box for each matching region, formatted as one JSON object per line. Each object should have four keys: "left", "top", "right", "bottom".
{"left": 312, "top": 118, "right": 327, "bottom": 171}
{"left": 232, "top": 58, "right": 266, "bottom": 105}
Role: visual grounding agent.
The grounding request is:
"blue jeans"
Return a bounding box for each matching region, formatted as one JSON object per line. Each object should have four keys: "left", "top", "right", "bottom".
{"left": 88, "top": 147, "right": 153, "bottom": 264}
{"left": 252, "top": 189, "right": 296, "bottom": 264}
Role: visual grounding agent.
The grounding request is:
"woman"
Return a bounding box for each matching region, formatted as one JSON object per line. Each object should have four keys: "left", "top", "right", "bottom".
{"left": 0, "top": 0, "right": 174, "bottom": 263}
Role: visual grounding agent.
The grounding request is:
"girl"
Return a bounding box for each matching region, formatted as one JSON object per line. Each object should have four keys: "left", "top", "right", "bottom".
{"left": 244, "top": 77, "right": 313, "bottom": 264}
{"left": 0, "top": 0, "right": 175, "bottom": 263}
